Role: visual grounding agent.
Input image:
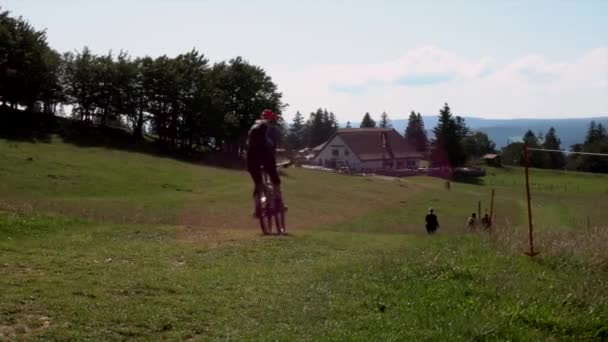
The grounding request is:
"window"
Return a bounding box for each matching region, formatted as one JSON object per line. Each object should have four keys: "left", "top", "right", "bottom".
{"left": 332, "top": 149, "right": 339, "bottom": 157}
{"left": 344, "top": 150, "right": 350, "bottom": 156}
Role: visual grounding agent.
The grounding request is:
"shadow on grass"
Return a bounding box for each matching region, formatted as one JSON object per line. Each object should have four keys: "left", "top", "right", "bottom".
{"left": 0, "top": 108, "right": 54, "bottom": 143}
{"left": 0, "top": 109, "right": 247, "bottom": 171}
{"left": 452, "top": 176, "right": 485, "bottom": 186}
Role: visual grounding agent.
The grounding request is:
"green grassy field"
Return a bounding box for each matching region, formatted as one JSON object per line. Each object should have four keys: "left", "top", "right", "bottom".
{"left": 1, "top": 137, "right": 607, "bottom": 340}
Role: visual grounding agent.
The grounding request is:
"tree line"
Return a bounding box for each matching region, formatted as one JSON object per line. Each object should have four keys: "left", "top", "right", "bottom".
{"left": 286, "top": 103, "right": 497, "bottom": 166}
{"left": 501, "top": 122, "right": 608, "bottom": 173}
{"left": 0, "top": 8, "right": 283, "bottom": 154}
{"left": 287, "top": 104, "right": 607, "bottom": 174}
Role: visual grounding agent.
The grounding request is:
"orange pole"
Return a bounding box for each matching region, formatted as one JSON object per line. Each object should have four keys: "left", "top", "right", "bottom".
{"left": 524, "top": 144, "right": 538, "bottom": 256}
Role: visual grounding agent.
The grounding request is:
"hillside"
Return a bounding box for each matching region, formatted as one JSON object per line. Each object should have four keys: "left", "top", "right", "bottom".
{"left": 1, "top": 137, "right": 607, "bottom": 340}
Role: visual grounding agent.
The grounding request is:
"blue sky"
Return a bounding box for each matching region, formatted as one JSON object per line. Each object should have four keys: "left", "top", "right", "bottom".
{"left": 3, "top": 0, "right": 607, "bottom": 121}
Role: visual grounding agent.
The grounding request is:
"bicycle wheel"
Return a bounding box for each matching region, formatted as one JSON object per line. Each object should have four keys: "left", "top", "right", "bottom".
{"left": 257, "top": 198, "right": 268, "bottom": 235}
{"left": 256, "top": 190, "right": 271, "bottom": 235}
{"left": 279, "top": 210, "right": 286, "bottom": 234}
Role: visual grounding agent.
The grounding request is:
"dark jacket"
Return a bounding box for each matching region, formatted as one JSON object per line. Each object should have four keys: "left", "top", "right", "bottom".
{"left": 426, "top": 213, "right": 439, "bottom": 230}
{"left": 247, "top": 120, "right": 279, "bottom": 154}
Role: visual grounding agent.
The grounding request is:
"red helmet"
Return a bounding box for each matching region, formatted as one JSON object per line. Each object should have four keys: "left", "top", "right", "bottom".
{"left": 262, "top": 109, "right": 278, "bottom": 122}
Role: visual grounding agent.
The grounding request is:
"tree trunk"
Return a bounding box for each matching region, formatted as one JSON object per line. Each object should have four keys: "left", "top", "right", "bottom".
{"left": 134, "top": 110, "right": 144, "bottom": 139}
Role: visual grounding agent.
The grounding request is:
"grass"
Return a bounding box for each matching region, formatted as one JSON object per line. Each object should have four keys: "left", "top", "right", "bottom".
{"left": 1, "top": 136, "right": 608, "bottom": 340}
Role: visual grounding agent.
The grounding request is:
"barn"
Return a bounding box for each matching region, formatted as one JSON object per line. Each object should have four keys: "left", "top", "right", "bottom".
{"left": 311, "top": 128, "right": 423, "bottom": 171}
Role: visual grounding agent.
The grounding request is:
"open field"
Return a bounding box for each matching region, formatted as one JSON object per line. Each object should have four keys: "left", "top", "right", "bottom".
{"left": 1, "top": 137, "right": 608, "bottom": 340}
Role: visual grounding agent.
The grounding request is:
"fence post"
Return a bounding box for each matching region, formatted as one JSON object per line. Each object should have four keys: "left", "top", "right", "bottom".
{"left": 524, "top": 144, "right": 539, "bottom": 257}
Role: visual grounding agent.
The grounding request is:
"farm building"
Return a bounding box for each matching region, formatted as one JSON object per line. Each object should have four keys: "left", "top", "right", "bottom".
{"left": 311, "top": 128, "right": 423, "bottom": 171}
{"left": 482, "top": 153, "right": 502, "bottom": 167}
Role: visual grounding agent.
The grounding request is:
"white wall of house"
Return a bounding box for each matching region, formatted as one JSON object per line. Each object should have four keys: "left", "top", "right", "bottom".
{"left": 359, "top": 158, "right": 421, "bottom": 170}
{"left": 312, "top": 135, "right": 362, "bottom": 169}
{"left": 312, "top": 135, "right": 422, "bottom": 170}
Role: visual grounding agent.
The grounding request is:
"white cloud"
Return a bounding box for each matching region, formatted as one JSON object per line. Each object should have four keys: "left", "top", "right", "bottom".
{"left": 269, "top": 46, "right": 608, "bottom": 121}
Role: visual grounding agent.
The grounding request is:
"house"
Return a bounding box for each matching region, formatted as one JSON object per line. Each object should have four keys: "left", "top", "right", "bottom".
{"left": 482, "top": 153, "right": 502, "bottom": 167}
{"left": 311, "top": 128, "right": 423, "bottom": 171}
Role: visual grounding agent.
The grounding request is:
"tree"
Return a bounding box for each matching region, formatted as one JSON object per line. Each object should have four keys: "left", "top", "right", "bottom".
{"left": 462, "top": 131, "right": 496, "bottom": 160}
{"left": 204, "top": 57, "right": 283, "bottom": 153}
{"left": 0, "top": 9, "right": 60, "bottom": 111}
{"left": 569, "top": 121, "right": 608, "bottom": 173}
{"left": 585, "top": 121, "right": 607, "bottom": 145}
{"left": 287, "top": 111, "right": 305, "bottom": 150}
{"left": 63, "top": 47, "right": 98, "bottom": 122}
{"left": 501, "top": 142, "right": 525, "bottom": 166}
{"left": 379, "top": 111, "right": 392, "bottom": 128}
{"left": 523, "top": 130, "right": 548, "bottom": 168}
{"left": 543, "top": 127, "right": 566, "bottom": 169}
{"left": 346, "top": 121, "right": 351, "bottom": 128}
{"left": 405, "top": 111, "right": 428, "bottom": 152}
{"left": 328, "top": 111, "right": 339, "bottom": 132}
{"left": 360, "top": 112, "right": 376, "bottom": 128}
{"left": 304, "top": 108, "right": 337, "bottom": 147}
{"left": 431, "top": 103, "right": 467, "bottom": 167}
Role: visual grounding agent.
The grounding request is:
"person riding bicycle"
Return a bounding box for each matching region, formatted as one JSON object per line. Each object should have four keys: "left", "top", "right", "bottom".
{"left": 246, "top": 109, "right": 283, "bottom": 218}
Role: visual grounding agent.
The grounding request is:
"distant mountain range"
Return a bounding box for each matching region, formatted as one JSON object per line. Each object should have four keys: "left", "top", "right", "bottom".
{"left": 386, "top": 116, "right": 608, "bottom": 149}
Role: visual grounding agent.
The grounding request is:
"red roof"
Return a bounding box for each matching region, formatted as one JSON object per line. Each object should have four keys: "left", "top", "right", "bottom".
{"left": 318, "top": 128, "right": 423, "bottom": 161}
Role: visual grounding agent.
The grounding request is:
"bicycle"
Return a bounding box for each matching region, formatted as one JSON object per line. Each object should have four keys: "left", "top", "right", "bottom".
{"left": 255, "top": 167, "right": 287, "bottom": 235}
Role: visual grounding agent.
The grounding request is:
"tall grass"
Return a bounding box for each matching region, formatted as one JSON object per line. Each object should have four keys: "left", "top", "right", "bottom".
{"left": 485, "top": 223, "right": 608, "bottom": 272}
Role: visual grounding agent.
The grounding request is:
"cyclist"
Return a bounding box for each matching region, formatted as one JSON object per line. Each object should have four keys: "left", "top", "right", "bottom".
{"left": 246, "top": 109, "right": 283, "bottom": 218}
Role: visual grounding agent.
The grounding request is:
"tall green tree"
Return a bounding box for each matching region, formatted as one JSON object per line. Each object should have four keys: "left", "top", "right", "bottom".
{"left": 568, "top": 121, "right": 608, "bottom": 173}
{"left": 543, "top": 127, "right": 566, "bottom": 169}
{"left": 405, "top": 111, "right": 428, "bottom": 152}
{"left": 522, "top": 130, "right": 548, "bottom": 168}
{"left": 63, "top": 47, "right": 98, "bottom": 122}
{"left": 287, "top": 111, "right": 305, "bottom": 150}
{"left": 304, "top": 108, "right": 337, "bottom": 147}
{"left": 431, "top": 103, "right": 467, "bottom": 167}
{"left": 360, "top": 112, "right": 376, "bottom": 128}
{"left": 462, "top": 131, "right": 496, "bottom": 160}
{"left": 379, "top": 111, "right": 392, "bottom": 128}
{"left": 210, "top": 57, "right": 283, "bottom": 153}
{"left": 0, "top": 8, "right": 60, "bottom": 111}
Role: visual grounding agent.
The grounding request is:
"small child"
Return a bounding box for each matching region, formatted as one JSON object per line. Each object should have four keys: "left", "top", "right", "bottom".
{"left": 467, "top": 213, "right": 477, "bottom": 229}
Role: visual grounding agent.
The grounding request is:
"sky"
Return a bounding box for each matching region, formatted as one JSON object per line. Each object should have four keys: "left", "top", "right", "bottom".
{"left": 3, "top": 0, "right": 607, "bottom": 122}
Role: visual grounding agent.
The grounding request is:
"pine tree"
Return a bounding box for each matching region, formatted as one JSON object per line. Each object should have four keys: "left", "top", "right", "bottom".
{"left": 287, "top": 111, "right": 305, "bottom": 150}
{"left": 543, "top": 127, "right": 566, "bottom": 169}
{"left": 346, "top": 121, "right": 352, "bottom": 128}
{"left": 405, "top": 111, "right": 428, "bottom": 152}
{"left": 328, "top": 111, "right": 339, "bottom": 133}
{"left": 571, "top": 121, "right": 608, "bottom": 173}
{"left": 360, "top": 112, "right": 376, "bottom": 128}
{"left": 379, "top": 111, "right": 392, "bottom": 128}
{"left": 431, "top": 103, "right": 467, "bottom": 167}
{"left": 523, "top": 130, "right": 548, "bottom": 168}
{"left": 304, "top": 108, "right": 338, "bottom": 147}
